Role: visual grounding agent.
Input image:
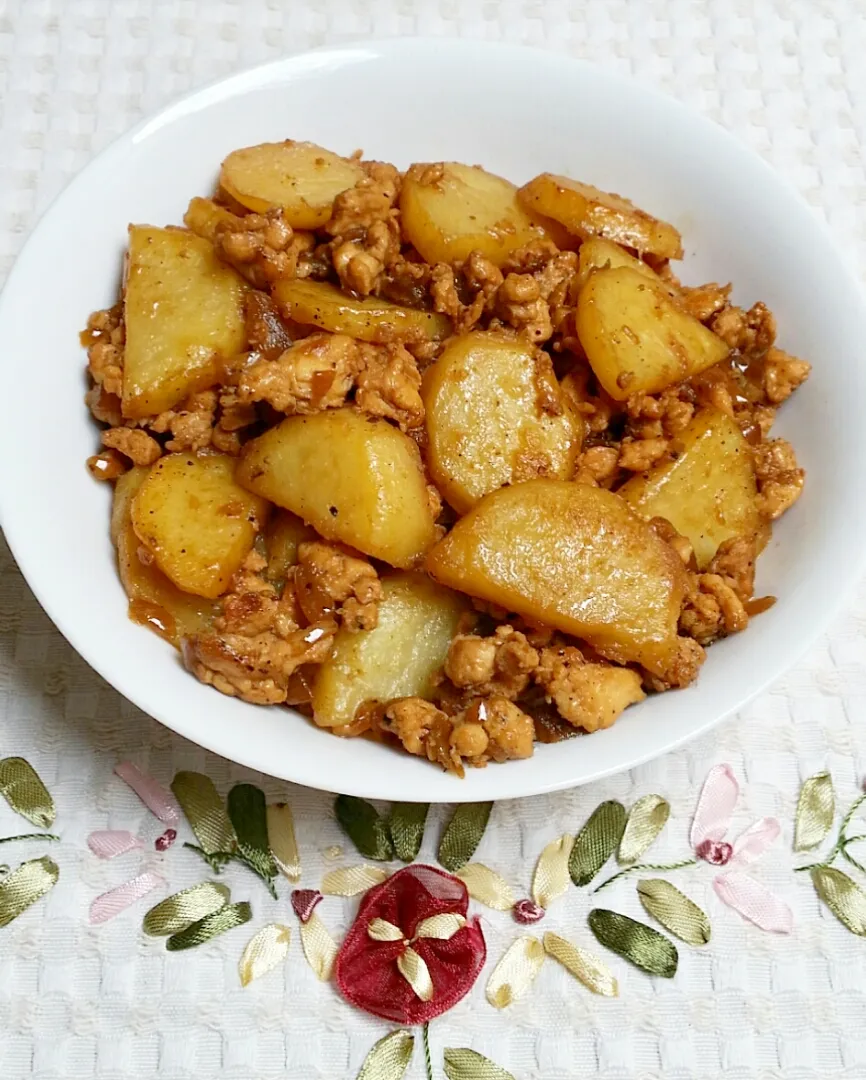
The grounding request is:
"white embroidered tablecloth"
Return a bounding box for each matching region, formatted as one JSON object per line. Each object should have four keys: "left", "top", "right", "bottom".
{"left": 2, "top": 2, "right": 866, "bottom": 1077}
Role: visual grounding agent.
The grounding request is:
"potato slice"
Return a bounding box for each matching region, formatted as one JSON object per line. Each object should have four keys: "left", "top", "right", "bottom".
{"left": 111, "top": 467, "right": 217, "bottom": 644}
{"left": 272, "top": 278, "right": 450, "bottom": 345}
{"left": 131, "top": 453, "right": 270, "bottom": 599}
{"left": 423, "top": 331, "right": 584, "bottom": 512}
{"left": 426, "top": 479, "right": 685, "bottom": 673}
{"left": 123, "top": 226, "right": 247, "bottom": 419}
{"left": 575, "top": 237, "right": 669, "bottom": 291}
{"left": 311, "top": 573, "right": 468, "bottom": 728}
{"left": 518, "top": 173, "right": 683, "bottom": 260}
{"left": 400, "top": 162, "right": 555, "bottom": 267}
{"left": 264, "top": 510, "right": 317, "bottom": 584}
{"left": 219, "top": 141, "right": 365, "bottom": 227}
{"left": 576, "top": 266, "right": 729, "bottom": 400}
{"left": 182, "top": 196, "right": 243, "bottom": 244}
{"left": 619, "top": 409, "right": 759, "bottom": 569}
{"left": 237, "top": 408, "right": 438, "bottom": 568}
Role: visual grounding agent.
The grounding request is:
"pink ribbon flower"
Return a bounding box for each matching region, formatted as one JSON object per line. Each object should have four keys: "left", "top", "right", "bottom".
{"left": 692, "top": 764, "right": 792, "bottom": 933}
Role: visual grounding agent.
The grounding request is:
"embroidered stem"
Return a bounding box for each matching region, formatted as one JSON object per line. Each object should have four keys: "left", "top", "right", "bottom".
{"left": 423, "top": 1022, "right": 433, "bottom": 1080}
{"left": 593, "top": 858, "right": 697, "bottom": 893}
{"left": 795, "top": 791, "right": 866, "bottom": 874}
{"left": 0, "top": 833, "right": 60, "bottom": 845}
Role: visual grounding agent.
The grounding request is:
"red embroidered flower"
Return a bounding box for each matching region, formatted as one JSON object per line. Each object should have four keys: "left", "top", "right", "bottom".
{"left": 335, "top": 864, "right": 486, "bottom": 1024}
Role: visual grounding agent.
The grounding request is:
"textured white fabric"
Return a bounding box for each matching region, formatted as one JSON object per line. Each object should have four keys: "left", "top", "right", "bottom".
{"left": 1, "top": 1, "right": 866, "bottom": 1077}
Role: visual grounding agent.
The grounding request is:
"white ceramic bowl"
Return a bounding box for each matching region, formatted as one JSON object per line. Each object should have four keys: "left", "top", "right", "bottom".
{"left": 1, "top": 39, "right": 864, "bottom": 802}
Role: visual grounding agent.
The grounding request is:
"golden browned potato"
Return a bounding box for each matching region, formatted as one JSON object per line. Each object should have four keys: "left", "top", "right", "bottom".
{"left": 422, "top": 331, "right": 585, "bottom": 513}
{"left": 619, "top": 409, "right": 759, "bottom": 569}
{"left": 123, "top": 226, "right": 247, "bottom": 419}
{"left": 264, "top": 509, "right": 317, "bottom": 584}
{"left": 575, "top": 266, "right": 729, "bottom": 400}
{"left": 426, "top": 479, "right": 685, "bottom": 673}
{"left": 237, "top": 408, "right": 438, "bottom": 568}
{"left": 311, "top": 573, "right": 469, "bottom": 727}
{"left": 111, "top": 467, "right": 217, "bottom": 644}
{"left": 400, "top": 162, "right": 555, "bottom": 267}
{"left": 575, "top": 236, "right": 669, "bottom": 291}
{"left": 272, "top": 278, "right": 450, "bottom": 345}
{"left": 517, "top": 173, "right": 683, "bottom": 260}
{"left": 219, "top": 141, "right": 365, "bottom": 227}
{"left": 182, "top": 196, "right": 243, "bottom": 244}
{"left": 131, "top": 453, "right": 270, "bottom": 599}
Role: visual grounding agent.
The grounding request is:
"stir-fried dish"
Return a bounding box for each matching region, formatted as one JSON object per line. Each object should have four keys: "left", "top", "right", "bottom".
{"left": 82, "top": 141, "right": 810, "bottom": 774}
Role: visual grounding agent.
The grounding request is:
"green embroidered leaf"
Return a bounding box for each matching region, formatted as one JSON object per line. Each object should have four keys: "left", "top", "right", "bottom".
{"left": 811, "top": 866, "right": 866, "bottom": 935}
{"left": 637, "top": 879, "right": 711, "bottom": 946}
{"left": 0, "top": 856, "right": 59, "bottom": 926}
{"left": 795, "top": 772, "right": 835, "bottom": 852}
{"left": 227, "top": 784, "right": 278, "bottom": 895}
{"left": 166, "top": 900, "right": 252, "bottom": 951}
{"left": 171, "top": 771, "right": 237, "bottom": 856}
{"left": 356, "top": 1030, "right": 414, "bottom": 1080}
{"left": 438, "top": 803, "right": 493, "bottom": 872}
{"left": 618, "top": 794, "right": 669, "bottom": 864}
{"left": 569, "top": 801, "right": 627, "bottom": 886}
{"left": 588, "top": 908, "right": 678, "bottom": 977}
{"left": 389, "top": 803, "right": 429, "bottom": 862}
{"left": 443, "top": 1048, "right": 516, "bottom": 1080}
{"left": 142, "top": 881, "right": 231, "bottom": 936}
{"left": 335, "top": 795, "right": 394, "bottom": 861}
{"left": 0, "top": 758, "right": 55, "bottom": 828}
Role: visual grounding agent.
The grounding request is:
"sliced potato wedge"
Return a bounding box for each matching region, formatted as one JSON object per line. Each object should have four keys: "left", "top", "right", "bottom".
{"left": 237, "top": 408, "right": 438, "bottom": 568}
{"left": 426, "top": 479, "right": 685, "bottom": 673}
{"left": 576, "top": 266, "right": 729, "bottom": 400}
{"left": 264, "top": 509, "right": 317, "bottom": 584}
{"left": 619, "top": 409, "right": 759, "bottom": 569}
{"left": 422, "top": 331, "right": 584, "bottom": 512}
{"left": 518, "top": 173, "right": 683, "bottom": 260}
{"left": 272, "top": 278, "right": 450, "bottom": 345}
{"left": 400, "top": 162, "right": 554, "bottom": 267}
{"left": 131, "top": 452, "right": 270, "bottom": 599}
{"left": 219, "top": 141, "right": 365, "bottom": 227}
{"left": 575, "top": 236, "right": 669, "bottom": 291}
{"left": 112, "top": 467, "right": 217, "bottom": 644}
{"left": 123, "top": 226, "right": 247, "bottom": 419}
{"left": 311, "top": 573, "right": 469, "bottom": 728}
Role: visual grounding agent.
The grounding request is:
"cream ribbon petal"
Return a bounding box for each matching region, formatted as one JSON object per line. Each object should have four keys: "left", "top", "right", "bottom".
{"left": 542, "top": 931, "right": 619, "bottom": 996}
{"left": 300, "top": 911, "right": 339, "bottom": 980}
{"left": 531, "top": 834, "right": 574, "bottom": 909}
{"left": 397, "top": 945, "right": 434, "bottom": 1002}
{"left": 239, "top": 923, "right": 291, "bottom": 987}
{"left": 415, "top": 912, "right": 466, "bottom": 940}
{"left": 367, "top": 917, "right": 406, "bottom": 942}
{"left": 266, "top": 802, "right": 301, "bottom": 882}
{"left": 486, "top": 936, "right": 545, "bottom": 1009}
{"left": 454, "top": 864, "right": 515, "bottom": 911}
{"left": 322, "top": 865, "right": 389, "bottom": 897}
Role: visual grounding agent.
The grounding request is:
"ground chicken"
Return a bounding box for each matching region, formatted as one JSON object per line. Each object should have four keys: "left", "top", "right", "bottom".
{"left": 87, "top": 449, "right": 127, "bottom": 481}
{"left": 239, "top": 333, "right": 363, "bottom": 414}
{"left": 326, "top": 161, "right": 401, "bottom": 236}
{"left": 462, "top": 696, "right": 535, "bottom": 762}
{"left": 626, "top": 389, "right": 695, "bottom": 438}
{"left": 497, "top": 273, "right": 553, "bottom": 342}
{"left": 707, "top": 534, "right": 756, "bottom": 600}
{"left": 148, "top": 390, "right": 217, "bottom": 452}
{"left": 680, "top": 571, "right": 749, "bottom": 645}
{"left": 761, "top": 347, "right": 811, "bottom": 404}
{"left": 649, "top": 517, "right": 695, "bottom": 568}
{"left": 101, "top": 426, "right": 162, "bottom": 466}
{"left": 753, "top": 438, "right": 805, "bottom": 520}
{"left": 618, "top": 436, "right": 669, "bottom": 472}
{"left": 534, "top": 645, "right": 646, "bottom": 732}
{"left": 355, "top": 343, "right": 424, "bottom": 431}
{"left": 573, "top": 446, "right": 620, "bottom": 487}
{"left": 444, "top": 625, "right": 540, "bottom": 699}
{"left": 332, "top": 217, "right": 401, "bottom": 297}
{"left": 216, "top": 208, "right": 310, "bottom": 286}
{"left": 380, "top": 697, "right": 462, "bottom": 774}
{"left": 86, "top": 386, "right": 124, "bottom": 427}
{"left": 711, "top": 301, "right": 776, "bottom": 356}
{"left": 502, "top": 240, "right": 561, "bottom": 274}
{"left": 381, "top": 255, "right": 432, "bottom": 309}
{"left": 642, "top": 636, "right": 706, "bottom": 691}
{"left": 294, "top": 541, "right": 381, "bottom": 632}
{"left": 677, "top": 282, "right": 731, "bottom": 323}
